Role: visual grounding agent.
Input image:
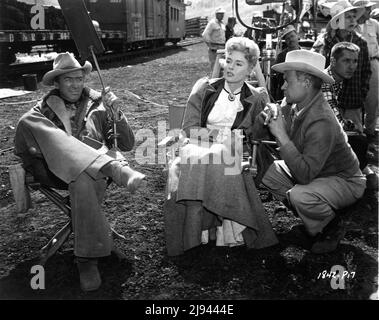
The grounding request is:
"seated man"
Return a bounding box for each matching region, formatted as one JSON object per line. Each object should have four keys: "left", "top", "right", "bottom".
{"left": 321, "top": 41, "right": 377, "bottom": 189}
{"left": 14, "top": 52, "right": 145, "bottom": 291}
{"left": 259, "top": 50, "right": 366, "bottom": 254}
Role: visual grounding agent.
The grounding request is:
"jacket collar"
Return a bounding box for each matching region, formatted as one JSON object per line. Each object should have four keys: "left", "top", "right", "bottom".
{"left": 204, "top": 77, "right": 262, "bottom": 103}
{"left": 43, "top": 87, "right": 101, "bottom": 133}
{"left": 45, "top": 95, "right": 72, "bottom": 134}
{"left": 289, "top": 91, "right": 325, "bottom": 135}
{"left": 200, "top": 77, "right": 264, "bottom": 128}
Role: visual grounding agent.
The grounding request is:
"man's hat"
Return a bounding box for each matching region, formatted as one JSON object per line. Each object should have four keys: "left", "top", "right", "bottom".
{"left": 272, "top": 50, "right": 335, "bottom": 84}
{"left": 329, "top": 0, "right": 365, "bottom": 30}
{"left": 42, "top": 52, "right": 92, "bottom": 86}
{"left": 281, "top": 24, "right": 297, "bottom": 39}
{"left": 215, "top": 7, "right": 226, "bottom": 14}
{"left": 371, "top": 7, "right": 379, "bottom": 18}
{"left": 352, "top": 0, "right": 377, "bottom": 8}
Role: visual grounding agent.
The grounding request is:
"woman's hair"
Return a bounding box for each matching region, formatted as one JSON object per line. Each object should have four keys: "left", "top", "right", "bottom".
{"left": 225, "top": 37, "right": 260, "bottom": 66}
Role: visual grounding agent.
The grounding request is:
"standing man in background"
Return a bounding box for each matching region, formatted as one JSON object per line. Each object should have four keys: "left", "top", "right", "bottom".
{"left": 271, "top": 25, "right": 301, "bottom": 101}
{"left": 353, "top": 0, "right": 379, "bottom": 142}
{"left": 225, "top": 17, "right": 236, "bottom": 41}
{"left": 202, "top": 7, "right": 226, "bottom": 72}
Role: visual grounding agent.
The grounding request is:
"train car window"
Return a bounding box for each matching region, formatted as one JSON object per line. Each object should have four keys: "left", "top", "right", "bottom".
{"left": 110, "top": 0, "right": 121, "bottom": 3}
{"left": 170, "top": 7, "right": 173, "bottom": 20}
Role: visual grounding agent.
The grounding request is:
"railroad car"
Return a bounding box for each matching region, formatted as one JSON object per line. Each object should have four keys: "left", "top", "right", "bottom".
{"left": 0, "top": 0, "right": 186, "bottom": 64}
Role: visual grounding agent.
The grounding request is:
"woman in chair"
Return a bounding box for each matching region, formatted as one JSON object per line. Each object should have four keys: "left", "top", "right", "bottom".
{"left": 164, "top": 37, "right": 278, "bottom": 256}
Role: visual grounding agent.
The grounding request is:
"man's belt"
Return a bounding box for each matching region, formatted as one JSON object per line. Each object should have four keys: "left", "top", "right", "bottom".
{"left": 370, "top": 56, "right": 379, "bottom": 60}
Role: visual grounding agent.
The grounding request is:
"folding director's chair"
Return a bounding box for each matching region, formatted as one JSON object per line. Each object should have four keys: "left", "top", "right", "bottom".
{"left": 9, "top": 147, "right": 126, "bottom": 266}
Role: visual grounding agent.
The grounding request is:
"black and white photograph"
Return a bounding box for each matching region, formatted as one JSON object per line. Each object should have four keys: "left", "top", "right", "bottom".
{"left": 0, "top": 0, "right": 378, "bottom": 305}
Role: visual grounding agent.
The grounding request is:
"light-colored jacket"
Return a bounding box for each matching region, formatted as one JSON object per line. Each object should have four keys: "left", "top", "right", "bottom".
{"left": 14, "top": 87, "right": 134, "bottom": 183}
{"left": 202, "top": 18, "right": 226, "bottom": 48}
{"left": 355, "top": 18, "right": 379, "bottom": 59}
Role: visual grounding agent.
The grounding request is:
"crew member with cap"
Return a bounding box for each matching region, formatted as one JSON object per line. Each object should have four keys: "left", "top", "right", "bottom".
{"left": 14, "top": 52, "right": 146, "bottom": 291}
{"left": 257, "top": 50, "right": 366, "bottom": 254}
{"left": 311, "top": 0, "right": 371, "bottom": 134}
{"left": 202, "top": 7, "right": 226, "bottom": 71}
{"left": 353, "top": 0, "right": 379, "bottom": 142}
{"left": 271, "top": 24, "right": 301, "bottom": 100}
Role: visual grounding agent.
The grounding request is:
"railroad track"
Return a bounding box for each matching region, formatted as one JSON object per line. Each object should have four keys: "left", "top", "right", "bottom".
{"left": 1, "top": 37, "right": 203, "bottom": 80}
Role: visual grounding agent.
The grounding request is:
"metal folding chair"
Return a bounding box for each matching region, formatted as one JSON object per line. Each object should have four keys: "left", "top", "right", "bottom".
{"left": 9, "top": 152, "right": 126, "bottom": 266}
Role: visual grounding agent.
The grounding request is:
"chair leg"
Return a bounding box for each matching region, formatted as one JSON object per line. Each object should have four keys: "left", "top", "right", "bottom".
{"left": 39, "top": 221, "right": 72, "bottom": 266}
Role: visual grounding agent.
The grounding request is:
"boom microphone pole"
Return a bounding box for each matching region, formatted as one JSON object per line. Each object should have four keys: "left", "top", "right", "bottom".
{"left": 58, "top": 0, "right": 122, "bottom": 158}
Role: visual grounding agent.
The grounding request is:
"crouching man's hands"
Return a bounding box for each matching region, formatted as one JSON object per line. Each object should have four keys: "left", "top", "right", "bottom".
{"left": 102, "top": 86, "right": 122, "bottom": 121}
{"left": 343, "top": 119, "right": 357, "bottom": 132}
{"left": 264, "top": 103, "right": 290, "bottom": 147}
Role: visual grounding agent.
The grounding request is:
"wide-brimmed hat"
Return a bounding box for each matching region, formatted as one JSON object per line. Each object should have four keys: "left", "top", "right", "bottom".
{"left": 371, "top": 7, "right": 379, "bottom": 18}
{"left": 272, "top": 50, "right": 335, "bottom": 84}
{"left": 352, "top": 0, "right": 377, "bottom": 8}
{"left": 329, "top": 0, "right": 365, "bottom": 29}
{"left": 281, "top": 24, "right": 297, "bottom": 39}
{"left": 42, "top": 52, "right": 92, "bottom": 86}
{"left": 215, "top": 7, "right": 226, "bottom": 14}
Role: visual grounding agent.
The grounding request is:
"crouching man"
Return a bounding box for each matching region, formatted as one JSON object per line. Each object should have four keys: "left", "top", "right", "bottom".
{"left": 260, "top": 50, "right": 366, "bottom": 254}
{"left": 14, "top": 52, "right": 146, "bottom": 291}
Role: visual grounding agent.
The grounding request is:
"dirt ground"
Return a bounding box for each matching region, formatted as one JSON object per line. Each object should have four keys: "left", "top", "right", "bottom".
{"left": 0, "top": 43, "right": 378, "bottom": 300}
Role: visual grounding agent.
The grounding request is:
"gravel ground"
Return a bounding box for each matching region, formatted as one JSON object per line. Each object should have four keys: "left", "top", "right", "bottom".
{"left": 0, "top": 43, "right": 377, "bottom": 300}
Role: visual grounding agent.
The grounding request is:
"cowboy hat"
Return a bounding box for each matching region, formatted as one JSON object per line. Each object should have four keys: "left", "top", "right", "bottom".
{"left": 371, "top": 7, "right": 379, "bottom": 18}
{"left": 281, "top": 24, "right": 297, "bottom": 39}
{"left": 42, "top": 52, "right": 92, "bottom": 86}
{"left": 329, "top": 0, "right": 365, "bottom": 30}
{"left": 272, "top": 50, "right": 335, "bottom": 84}
{"left": 352, "top": 0, "right": 377, "bottom": 8}
{"left": 215, "top": 7, "right": 226, "bottom": 14}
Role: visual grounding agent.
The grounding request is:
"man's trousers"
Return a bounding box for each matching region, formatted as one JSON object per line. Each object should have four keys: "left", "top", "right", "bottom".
{"left": 262, "top": 160, "right": 366, "bottom": 236}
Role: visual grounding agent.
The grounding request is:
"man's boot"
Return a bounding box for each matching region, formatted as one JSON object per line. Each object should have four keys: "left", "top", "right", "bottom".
{"left": 311, "top": 216, "right": 346, "bottom": 254}
{"left": 76, "top": 257, "right": 101, "bottom": 292}
{"left": 102, "top": 160, "right": 146, "bottom": 193}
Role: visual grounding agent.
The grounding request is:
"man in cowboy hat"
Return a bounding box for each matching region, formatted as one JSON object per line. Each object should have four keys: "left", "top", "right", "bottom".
{"left": 14, "top": 52, "right": 146, "bottom": 291}
{"left": 353, "top": 0, "right": 379, "bottom": 143}
{"left": 311, "top": 0, "right": 371, "bottom": 134}
{"left": 257, "top": 50, "right": 366, "bottom": 254}
{"left": 202, "top": 7, "right": 226, "bottom": 71}
{"left": 271, "top": 25, "right": 301, "bottom": 100}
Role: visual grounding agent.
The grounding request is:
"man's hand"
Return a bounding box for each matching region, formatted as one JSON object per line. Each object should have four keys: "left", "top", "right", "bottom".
{"left": 102, "top": 86, "right": 122, "bottom": 121}
{"left": 343, "top": 119, "right": 357, "bottom": 132}
{"left": 263, "top": 103, "right": 280, "bottom": 126}
{"left": 267, "top": 104, "right": 290, "bottom": 146}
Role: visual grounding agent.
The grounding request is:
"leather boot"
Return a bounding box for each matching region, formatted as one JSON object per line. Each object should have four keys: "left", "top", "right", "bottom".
{"left": 76, "top": 257, "right": 101, "bottom": 292}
